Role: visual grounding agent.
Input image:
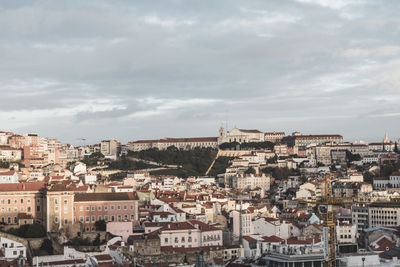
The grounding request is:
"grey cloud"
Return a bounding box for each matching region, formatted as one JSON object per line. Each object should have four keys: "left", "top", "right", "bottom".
{"left": 1, "top": 0, "right": 400, "bottom": 143}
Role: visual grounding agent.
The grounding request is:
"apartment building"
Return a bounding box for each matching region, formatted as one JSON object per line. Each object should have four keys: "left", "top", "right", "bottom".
{"left": 264, "top": 132, "right": 285, "bottom": 143}
{"left": 0, "top": 146, "right": 22, "bottom": 161}
{"left": 144, "top": 220, "right": 222, "bottom": 249}
{"left": 285, "top": 134, "right": 344, "bottom": 148}
{"left": 232, "top": 210, "right": 252, "bottom": 239}
{"left": 0, "top": 170, "right": 19, "bottom": 183}
{"left": 0, "top": 236, "right": 26, "bottom": 260}
{"left": 101, "top": 139, "right": 121, "bottom": 159}
{"left": 368, "top": 202, "right": 400, "bottom": 228}
{"left": 0, "top": 182, "right": 46, "bottom": 225}
{"left": 74, "top": 192, "right": 139, "bottom": 232}
{"left": 236, "top": 174, "right": 271, "bottom": 191}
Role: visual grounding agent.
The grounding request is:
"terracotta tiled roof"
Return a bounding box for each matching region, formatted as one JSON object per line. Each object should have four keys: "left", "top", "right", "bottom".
{"left": 243, "top": 236, "right": 257, "bottom": 242}
{"left": 0, "top": 170, "right": 16, "bottom": 176}
{"left": 262, "top": 235, "right": 284, "bottom": 243}
{"left": 74, "top": 192, "right": 139, "bottom": 202}
{"left": 0, "top": 182, "right": 45, "bottom": 192}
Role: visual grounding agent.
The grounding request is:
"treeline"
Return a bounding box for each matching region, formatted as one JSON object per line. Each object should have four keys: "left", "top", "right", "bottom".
{"left": 107, "top": 156, "right": 156, "bottom": 170}
{"left": 128, "top": 147, "right": 218, "bottom": 177}
{"left": 208, "top": 156, "right": 234, "bottom": 176}
{"left": 219, "top": 141, "right": 274, "bottom": 150}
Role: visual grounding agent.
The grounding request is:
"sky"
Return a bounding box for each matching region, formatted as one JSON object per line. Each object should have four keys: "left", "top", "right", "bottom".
{"left": 1, "top": 0, "right": 400, "bottom": 144}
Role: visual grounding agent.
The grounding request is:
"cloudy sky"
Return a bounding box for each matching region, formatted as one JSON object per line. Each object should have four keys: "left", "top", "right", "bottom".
{"left": 1, "top": 0, "right": 400, "bottom": 144}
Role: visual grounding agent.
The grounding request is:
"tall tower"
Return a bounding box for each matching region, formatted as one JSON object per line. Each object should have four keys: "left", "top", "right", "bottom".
{"left": 218, "top": 125, "right": 226, "bottom": 144}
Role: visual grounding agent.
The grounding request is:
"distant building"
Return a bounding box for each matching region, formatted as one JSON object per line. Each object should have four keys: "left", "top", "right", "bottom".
{"left": 218, "top": 126, "right": 264, "bottom": 144}
{"left": 0, "top": 236, "right": 26, "bottom": 260}
{"left": 128, "top": 137, "right": 218, "bottom": 151}
{"left": 0, "top": 170, "right": 19, "bottom": 183}
{"left": 0, "top": 146, "right": 22, "bottom": 161}
{"left": 101, "top": 139, "right": 121, "bottom": 159}
{"left": 264, "top": 132, "right": 285, "bottom": 143}
{"left": 284, "top": 134, "right": 344, "bottom": 148}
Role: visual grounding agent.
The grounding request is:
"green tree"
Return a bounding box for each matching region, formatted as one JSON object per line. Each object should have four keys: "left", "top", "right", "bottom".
{"left": 40, "top": 239, "right": 54, "bottom": 255}
{"left": 245, "top": 167, "right": 256, "bottom": 174}
{"left": 93, "top": 233, "right": 101, "bottom": 246}
{"left": 94, "top": 220, "right": 106, "bottom": 231}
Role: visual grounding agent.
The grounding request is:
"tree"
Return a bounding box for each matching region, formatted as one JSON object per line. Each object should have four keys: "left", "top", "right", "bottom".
{"left": 93, "top": 233, "right": 101, "bottom": 246}
{"left": 89, "top": 152, "right": 105, "bottom": 159}
{"left": 25, "top": 223, "right": 46, "bottom": 238}
{"left": 40, "top": 239, "right": 54, "bottom": 255}
{"left": 94, "top": 220, "right": 106, "bottom": 231}
{"left": 245, "top": 167, "right": 256, "bottom": 175}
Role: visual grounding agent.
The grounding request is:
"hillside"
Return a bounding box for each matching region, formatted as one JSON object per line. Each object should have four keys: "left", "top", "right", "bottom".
{"left": 127, "top": 147, "right": 218, "bottom": 177}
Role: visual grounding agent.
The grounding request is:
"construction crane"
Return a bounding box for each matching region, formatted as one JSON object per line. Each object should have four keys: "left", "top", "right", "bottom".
{"left": 300, "top": 173, "right": 363, "bottom": 267}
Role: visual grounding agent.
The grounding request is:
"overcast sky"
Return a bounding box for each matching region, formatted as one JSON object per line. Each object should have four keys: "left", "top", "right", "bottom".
{"left": 1, "top": 0, "right": 400, "bottom": 144}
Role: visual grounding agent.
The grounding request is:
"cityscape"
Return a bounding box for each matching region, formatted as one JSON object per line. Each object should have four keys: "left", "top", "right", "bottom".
{"left": 0, "top": 128, "right": 399, "bottom": 266}
{"left": 2, "top": 0, "right": 400, "bottom": 267}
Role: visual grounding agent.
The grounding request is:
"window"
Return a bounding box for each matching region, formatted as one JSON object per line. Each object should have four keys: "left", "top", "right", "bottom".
{"left": 117, "top": 205, "right": 121, "bottom": 210}
{"left": 86, "top": 206, "right": 90, "bottom": 211}
{"left": 165, "top": 238, "right": 168, "bottom": 243}
{"left": 104, "top": 215, "right": 108, "bottom": 221}
{"left": 55, "top": 216, "right": 59, "bottom": 223}
{"left": 64, "top": 200, "right": 68, "bottom": 205}
{"left": 111, "top": 215, "right": 115, "bottom": 221}
{"left": 55, "top": 206, "right": 59, "bottom": 212}
{"left": 118, "top": 215, "right": 122, "bottom": 221}
{"left": 124, "top": 205, "right": 127, "bottom": 210}
{"left": 131, "top": 215, "right": 134, "bottom": 220}
{"left": 98, "top": 215, "right": 102, "bottom": 221}
{"left": 98, "top": 206, "right": 102, "bottom": 211}
{"left": 86, "top": 216, "right": 90, "bottom": 222}
{"left": 79, "top": 216, "right": 84, "bottom": 222}
{"left": 64, "top": 219, "right": 68, "bottom": 224}
{"left": 55, "top": 199, "right": 58, "bottom": 204}
{"left": 80, "top": 206, "right": 83, "bottom": 211}
{"left": 182, "top": 237, "right": 185, "bottom": 242}
{"left": 175, "top": 237, "right": 178, "bottom": 243}
{"left": 91, "top": 216, "right": 95, "bottom": 222}
{"left": 91, "top": 206, "right": 95, "bottom": 211}
{"left": 20, "top": 199, "right": 23, "bottom": 204}
{"left": 37, "top": 206, "right": 40, "bottom": 212}
{"left": 111, "top": 205, "right": 114, "bottom": 210}
{"left": 8, "top": 199, "right": 10, "bottom": 204}
{"left": 130, "top": 205, "right": 134, "bottom": 210}
{"left": 104, "top": 205, "right": 108, "bottom": 211}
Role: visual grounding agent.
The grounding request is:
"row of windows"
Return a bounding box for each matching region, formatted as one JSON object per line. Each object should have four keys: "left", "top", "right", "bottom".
{"left": 54, "top": 213, "right": 135, "bottom": 224}
{"left": 78, "top": 204, "right": 134, "bottom": 212}
{"left": 0, "top": 199, "right": 40, "bottom": 205}
{"left": 372, "top": 221, "right": 397, "bottom": 225}
{"left": 371, "top": 210, "right": 398, "bottom": 214}
{"left": 165, "top": 237, "right": 194, "bottom": 243}
{"left": 1, "top": 206, "right": 40, "bottom": 213}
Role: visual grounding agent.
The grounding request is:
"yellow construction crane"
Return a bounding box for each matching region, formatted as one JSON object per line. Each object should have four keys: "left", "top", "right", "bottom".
{"left": 301, "top": 173, "right": 362, "bottom": 267}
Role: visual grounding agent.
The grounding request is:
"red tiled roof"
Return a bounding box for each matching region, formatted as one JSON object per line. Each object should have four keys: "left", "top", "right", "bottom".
{"left": 0, "top": 182, "right": 45, "bottom": 192}
{"left": 74, "top": 192, "right": 139, "bottom": 202}
{"left": 243, "top": 236, "right": 257, "bottom": 242}
{"left": 262, "top": 235, "right": 284, "bottom": 243}
{"left": 0, "top": 170, "right": 16, "bottom": 176}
